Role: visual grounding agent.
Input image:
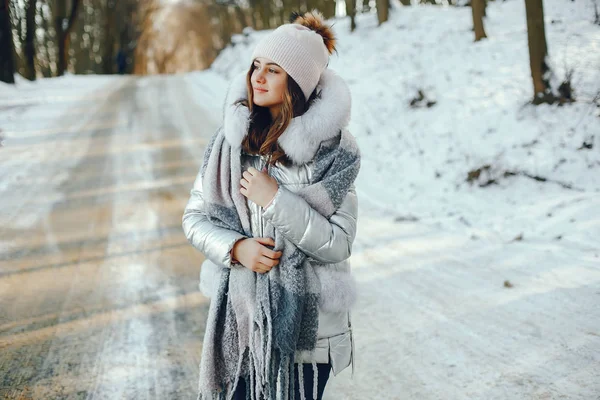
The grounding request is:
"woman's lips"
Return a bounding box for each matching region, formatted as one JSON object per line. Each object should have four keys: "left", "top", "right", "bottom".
{"left": 254, "top": 88, "right": 268, "bottom": 93}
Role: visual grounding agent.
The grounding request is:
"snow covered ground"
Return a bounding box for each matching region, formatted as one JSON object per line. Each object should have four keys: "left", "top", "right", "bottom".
{"left": 1, "top": 0, "right": 599, "bottom": 398}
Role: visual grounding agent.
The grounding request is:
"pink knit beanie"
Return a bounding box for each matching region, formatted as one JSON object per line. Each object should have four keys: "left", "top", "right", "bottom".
{"left": 251, "top": 12, "right": 335, "bottom": 101}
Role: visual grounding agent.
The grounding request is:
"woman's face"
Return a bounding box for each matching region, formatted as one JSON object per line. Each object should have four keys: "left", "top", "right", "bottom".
{"left": 250, "top": 57, "right": 288, "bottom": 110}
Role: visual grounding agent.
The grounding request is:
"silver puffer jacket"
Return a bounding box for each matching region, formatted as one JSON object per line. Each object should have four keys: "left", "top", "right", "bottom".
{"left": 182, "top": 150, "right": 358, "bottom": 376}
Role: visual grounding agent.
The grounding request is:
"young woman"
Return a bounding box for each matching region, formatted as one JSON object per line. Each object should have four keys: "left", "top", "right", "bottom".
{"left": 182, "top": 11, "right": 361, "bottom": 400}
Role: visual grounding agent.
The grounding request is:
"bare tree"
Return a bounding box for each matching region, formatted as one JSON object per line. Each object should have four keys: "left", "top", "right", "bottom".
{"left": 346, "top": 0, "right": 356, "bottom": 31}
{"left": 54, "top": 0, "right": 66, "bottom": 75}
{"left": 233, "top": 4, "right": 248, "bottom": 31}
{"left": 22, "top": 0, "right": 36, "bottom": 80}
{"left": 101, "top": 0, "right": 117, "bottom": 74}
{"left": 376, "top": 0, "right": 389, "bottom": 25}
{"left": 0, "top": 0, "right": 16, "bottom": 83}
{"left": 321, "top": 0, "right": 336, "bottom": 19}
{"left": 525, "top": 0, "right": 558, "bottom": 104}
{"left": 54, "top": 0, "right": 80, "bottom": 76}
{"left": 472, "top": 0, "right": 487, "bottom": 41}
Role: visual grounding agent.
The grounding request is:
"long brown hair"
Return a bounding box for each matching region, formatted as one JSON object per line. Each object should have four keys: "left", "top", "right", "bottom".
{"left": 235, "top": 63, "right": 319, "bottom": 166}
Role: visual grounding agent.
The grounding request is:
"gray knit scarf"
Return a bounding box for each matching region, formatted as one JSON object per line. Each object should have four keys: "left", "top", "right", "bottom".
{"left": 197, "top": 69, "right": 360, "bottom": 400}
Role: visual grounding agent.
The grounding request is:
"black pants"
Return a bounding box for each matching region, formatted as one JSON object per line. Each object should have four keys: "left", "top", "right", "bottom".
{"left": 232, "top": 363, "right": 332, "bottom": 400}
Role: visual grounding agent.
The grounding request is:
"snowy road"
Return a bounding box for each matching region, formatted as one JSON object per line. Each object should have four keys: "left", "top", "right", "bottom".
{"left": 328, "top": 205, "right": 600, "bottom": 399}
{"left": 0, "top": 75, "right": 216, "bottom": 399}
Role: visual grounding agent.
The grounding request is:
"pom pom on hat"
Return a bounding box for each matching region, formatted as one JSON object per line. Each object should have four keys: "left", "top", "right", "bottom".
{"left": 289, "top": 10, "right": 336, "bottom": 56}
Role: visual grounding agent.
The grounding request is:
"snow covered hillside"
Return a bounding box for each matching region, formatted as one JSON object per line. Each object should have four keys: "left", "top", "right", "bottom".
{"left": 212, "top": 0, "right": 600, "bottom": 243}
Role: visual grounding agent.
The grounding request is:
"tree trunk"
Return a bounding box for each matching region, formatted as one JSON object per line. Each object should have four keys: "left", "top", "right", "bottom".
{"left": 282, "top": 0, "right": 292, "bottom": 24}
{"left": 525, "top": 0, "right": 555, "bottom": 104}
{"left": 262, "top": 0, "right": 271, "bottom": 28}
{"left": 219, "top": 6, "right": 232, "bottom": 50}
{"left": 250, "top": 3, "right": 257, "bottom": 28}
{"left": 345, "top": 0, "right": 356, "bottom": 31}
{"left": 322, "top": 0, "right": 336, "bottom": 19}
{"left": 0, "top": 0, "right": 15, "bottom": 83}
{"left": 54, "top": 0, "right": 66, "bottom": 75}
{"left": 472, "top": 0, "right": 487, "bottom": 41}
{"left": 64, "top": 0, "right": 80, "bottom": 69}
{"left": 54, "top": 0, "right": 80, "bottom": 76}
{"left": 102, "top": 0, "right": 116, "bottom": 74}
{"left": 376, "top": 0, "right": 389, "bottom": 25}
{"left": 233, "top": 5, "right": 247, "bottom": 31}
{"left": 23, "top": 0, "right": 37, "bottom": 80}
{"left": 40, "top": 4, "right": 52, "bottom": 77}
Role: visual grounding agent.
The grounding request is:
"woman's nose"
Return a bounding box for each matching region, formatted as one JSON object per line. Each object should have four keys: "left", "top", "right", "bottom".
{"left": 255, "top": 69, "right": 266, "bottom": 82}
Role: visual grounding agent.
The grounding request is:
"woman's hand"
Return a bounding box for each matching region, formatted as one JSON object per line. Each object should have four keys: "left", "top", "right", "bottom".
{"left": 240, "top": 167, "right": 279, "bottom": 208}
{"left": 232, "top": 237, "right": 283, "bottom": 274}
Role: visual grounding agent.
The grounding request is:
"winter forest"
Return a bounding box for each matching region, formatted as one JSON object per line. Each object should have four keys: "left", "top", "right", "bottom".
{"left": 1, "top": 0, "right": 594, "bottom": 103}
{"left": 1, "top": 0, "right": 599, "bottom": 398}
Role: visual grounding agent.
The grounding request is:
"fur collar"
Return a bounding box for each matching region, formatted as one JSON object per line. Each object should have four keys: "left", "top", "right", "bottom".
{"left": 222, "top": 68, "right": 352, "bottom": 165}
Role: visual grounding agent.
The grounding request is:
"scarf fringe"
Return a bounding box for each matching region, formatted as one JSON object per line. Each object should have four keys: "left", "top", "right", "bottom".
{"left": 199, "top": 352, "right": 321, "bottom": 400}
{"left": 298, "top": 362, "right": 306, "bottom": 400}
{"left": 312, "top": 361, "right": 319, "bottom": 400}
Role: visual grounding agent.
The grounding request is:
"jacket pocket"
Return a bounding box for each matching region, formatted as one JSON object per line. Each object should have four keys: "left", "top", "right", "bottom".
{"left": 328, "top": 331, "right": 352, "bottom": 376}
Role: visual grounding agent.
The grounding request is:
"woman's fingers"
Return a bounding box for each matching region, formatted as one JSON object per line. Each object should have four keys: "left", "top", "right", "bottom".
{"left": 262, "top": 247, "right": 283, "bottom": 260}
{"left": 259, "top": 256, "right": 279, "bottom": 267}
{"left": 255, "top": 237, "right": 275, "bottom": 247}
{"left": 240, "top": 171, "right": 252, "bottom": 190}
{"left": 255, "top": 238, "right": 281, "bottom": 259}
{"left": 252, "top": 262, "right": 272, "bottom": 274}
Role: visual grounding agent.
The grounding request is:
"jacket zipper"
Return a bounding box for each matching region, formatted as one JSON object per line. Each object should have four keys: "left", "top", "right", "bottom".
{"left": 258, "top": 154, "right": 272, "bottom": 238}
